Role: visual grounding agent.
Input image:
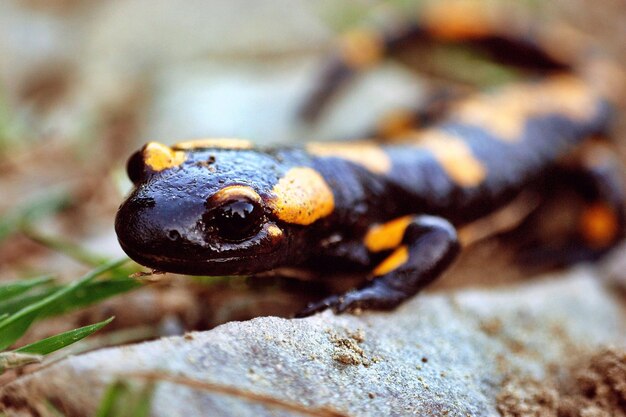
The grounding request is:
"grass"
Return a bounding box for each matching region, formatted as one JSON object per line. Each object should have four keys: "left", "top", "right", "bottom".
{"left": 0, "top": 186, "right": 150, "bottom": 414}
{"left": 40, "top": 380, "right": 155, "bottom": 417}
{"left": 0, "top": 87, "right": 26, "bottom": 155}
{"left": 0, "top": 258, "right": 124, "bottom": 350}
{"left": 15, "top": 317, "right": 115, "bottom": 355}
{"left": 95, "top": 381, "right": 155, "bottom": 417}
{"left": 0, "top": 257, "right": 141, "bottom": 373}
{"left": 425, "top": 44, "right": 522, "bottom": 87}
{"left": 0, "top": 182, "right": 146, "bottom": 374}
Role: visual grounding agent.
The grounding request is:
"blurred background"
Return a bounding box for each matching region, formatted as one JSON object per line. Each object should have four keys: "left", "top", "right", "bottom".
{"left": 0, "top": 0, "right": 625, "bottom": 367}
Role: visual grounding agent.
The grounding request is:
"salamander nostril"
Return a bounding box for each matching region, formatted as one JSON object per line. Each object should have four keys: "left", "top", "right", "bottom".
{"left": 167, "top": 230, "right": 181, "bottom": 241}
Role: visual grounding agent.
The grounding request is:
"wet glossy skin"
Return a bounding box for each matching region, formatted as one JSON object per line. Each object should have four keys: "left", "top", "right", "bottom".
{"left": 116, "top": 147, "right": 304, "bottom": 275}
{"left": 116, "top": 77, "right": 612, "bottom": 273}
{"left": 115, "top": 81, "right": 621, "bottom": 314}
{"left": 115, "top": 7, "right": 625, "bottom": 314}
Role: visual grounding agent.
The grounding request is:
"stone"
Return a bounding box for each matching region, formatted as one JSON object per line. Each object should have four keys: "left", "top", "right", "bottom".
{"left": 2, "top": 267, "right": 625, "bottom": 416}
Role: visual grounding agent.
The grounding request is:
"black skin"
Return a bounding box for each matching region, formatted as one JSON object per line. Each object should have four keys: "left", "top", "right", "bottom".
{"left": 514, "top": 142, "right": 626, "bottom": 268}
{"left": 303, "top": 105, "right": 622, "bottom": 314}
{"left": 297, "top": 215, "right": 460, "bottom": 316}
{"left": 115, "top": 16, "right": 625, "bottom": 316}
{"left": 116, "top": 148, "right": 307, "bottom": 276}
{"left": 115, "top": 94, "right": 623, "bottom": 316}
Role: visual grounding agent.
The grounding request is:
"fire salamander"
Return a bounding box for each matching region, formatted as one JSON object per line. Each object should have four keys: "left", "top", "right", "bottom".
{"left": 115, "top": 2, "right": 626, "bottom": 316}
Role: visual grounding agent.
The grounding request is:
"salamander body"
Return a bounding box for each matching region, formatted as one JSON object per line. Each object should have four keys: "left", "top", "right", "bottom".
{"left": 115, "top": 3, "right": 625, "bottom": 315}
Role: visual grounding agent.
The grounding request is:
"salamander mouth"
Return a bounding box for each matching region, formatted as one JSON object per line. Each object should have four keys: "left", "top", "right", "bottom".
{"left": 117, "top": 239, "right": 280, "bottom": 276}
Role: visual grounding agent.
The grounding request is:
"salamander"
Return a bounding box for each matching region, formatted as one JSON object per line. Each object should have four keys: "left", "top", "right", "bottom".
{"left": 115, "top": 2, "right": 626, "bottom": 315}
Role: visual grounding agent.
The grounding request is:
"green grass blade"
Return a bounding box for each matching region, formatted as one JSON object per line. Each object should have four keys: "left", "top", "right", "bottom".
{"left": 0, "top": 275, "right": 55, "bottom": 301}
{"left": 130, "top": 383, "right": 155, "bottom": 417}
{"left": 40, "top": 277, "right": 139, "bottom": 318}
{"left": 44, "top": 400, "right": 68, "bottom": 417}
{"left": 96, "top": 381, "right": 131, "bottom": 417}
{"left": 0, "top": 278, "right": 140, "bottom": 318}
{"left": 95, "top": 380, "right": 154, "bottom": 417}
{"left": 15, "top": 317, "right": 114, "bottom": 355}
{"left": 0, "top": 258, "right": 128, "bottom": 350}
{"left": 0, "top": 315, "right": 37, "bottom": 351}
{"left": 0, "top": 85, "right": 25, "bottom": 154}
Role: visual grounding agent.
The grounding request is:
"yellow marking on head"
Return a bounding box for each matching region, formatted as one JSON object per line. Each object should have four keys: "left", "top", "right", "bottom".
{"left": 306, "top": 141, "right": 391, "bottom": 175}
{"left": 422, "top": 1, "right": 496, "bottom": 40}
{"left": 173, "top": 138, "right": 253, "bottom": 150}
{"left": 143, "top": 142, "right": 186, "bottom": 171}
{"left": 373, "top": 245, "right": 409, "bottom": 276}
{"left": 340, "top": 29, "right": 384, "bottom": 69}
{"left": 208, "top": 185, "right": 262, "bottom": 205}
{"left": 268, "top": 167, "right": 334, "bottom": 225}
{"left": 580, "top": 203, "right": 619, "bottom": 248}
{"left": 413, "top": 130, "right": 487, "bottom": 187}
{"left": 364, "top": 215, "right": 413, "bottom": 252}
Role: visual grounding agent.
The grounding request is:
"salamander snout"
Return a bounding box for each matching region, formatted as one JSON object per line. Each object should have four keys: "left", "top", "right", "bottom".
{"left": 115, "top": 186, "right": 207, "bottom": 271}
{"left": 115, "top": 178, "right": 290, "bottom": 275}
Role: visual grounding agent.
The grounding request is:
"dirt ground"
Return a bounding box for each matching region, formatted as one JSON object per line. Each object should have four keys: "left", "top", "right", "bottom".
{"left": 498, "top": 348, "right": 626, "bottom": 417}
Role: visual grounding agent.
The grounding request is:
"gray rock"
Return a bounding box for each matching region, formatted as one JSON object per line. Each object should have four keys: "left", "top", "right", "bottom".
{"left": 2, "top": 267, "right": 625, "bottom": 417}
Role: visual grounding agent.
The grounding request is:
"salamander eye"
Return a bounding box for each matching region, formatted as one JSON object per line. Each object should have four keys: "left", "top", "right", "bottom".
{"left": 213, "top": 198, "right": 263, "bottom": 242}
{"left": 127, "top": 150, "right": 145, "bottom": 184}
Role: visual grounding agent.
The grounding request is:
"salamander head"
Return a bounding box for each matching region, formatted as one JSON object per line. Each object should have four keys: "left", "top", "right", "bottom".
{"left": 115, "top": 140, "right": 303, "bottom": 275}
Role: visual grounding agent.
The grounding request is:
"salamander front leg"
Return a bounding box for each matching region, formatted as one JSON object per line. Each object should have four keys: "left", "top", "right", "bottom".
{"left": 297, "top": 215, "right": 460, "bottom": 316}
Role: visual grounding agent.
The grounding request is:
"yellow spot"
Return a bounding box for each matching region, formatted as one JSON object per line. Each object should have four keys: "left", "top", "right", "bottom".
{"left": 452, "top": 90, "right": 527, "bottom": 142}
{"left": 373, "top": 245, "right": 409, "bottom": 276}
{"left": 208, "top": 185, "right": 262, "bottom": 205}
{"left": 173, "top": 138, "right": 253, "bottom": 150}
{"left": 541, "top": 75, "right": 597, "bottom": 122}
{"left": 266, "top": 224, "right": 283, "bottom": 239}
{"left": 580, "top": 203, "right": 619, "bottom": 248}
{"left": 306, "top": 141, "right": 391, "bottom": 175}
{"left": 364, "top": 215, "right": 413, "bottom": 252}
{"left": 413, "top": 130, "right": 487, "bottom": 187}
{"left": 451, "top": 76, "right": 599, "bottom": 142}
{"left": 143, "top": 142, "right": 186, "bottom": 171}
{"left": 340, "top": 29, "right": 384, "bottom": 69}
{"left": 422, "top": 1, "right": 496, "bottom": 40}
{"left": 269, "top": 167, "right": 334, "bottom": 225}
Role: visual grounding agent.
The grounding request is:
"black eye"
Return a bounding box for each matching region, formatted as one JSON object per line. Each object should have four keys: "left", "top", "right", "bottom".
{"left": 213, "top": 199, "right": 263, "bottom": 242}
{"left": 126, "top": 150, "right": 145, "bottom": 184}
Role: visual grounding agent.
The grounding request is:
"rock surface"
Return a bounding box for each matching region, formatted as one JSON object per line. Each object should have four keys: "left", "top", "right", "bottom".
{"left": 2, "top": 267, "right": 626, "bottom": 417}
